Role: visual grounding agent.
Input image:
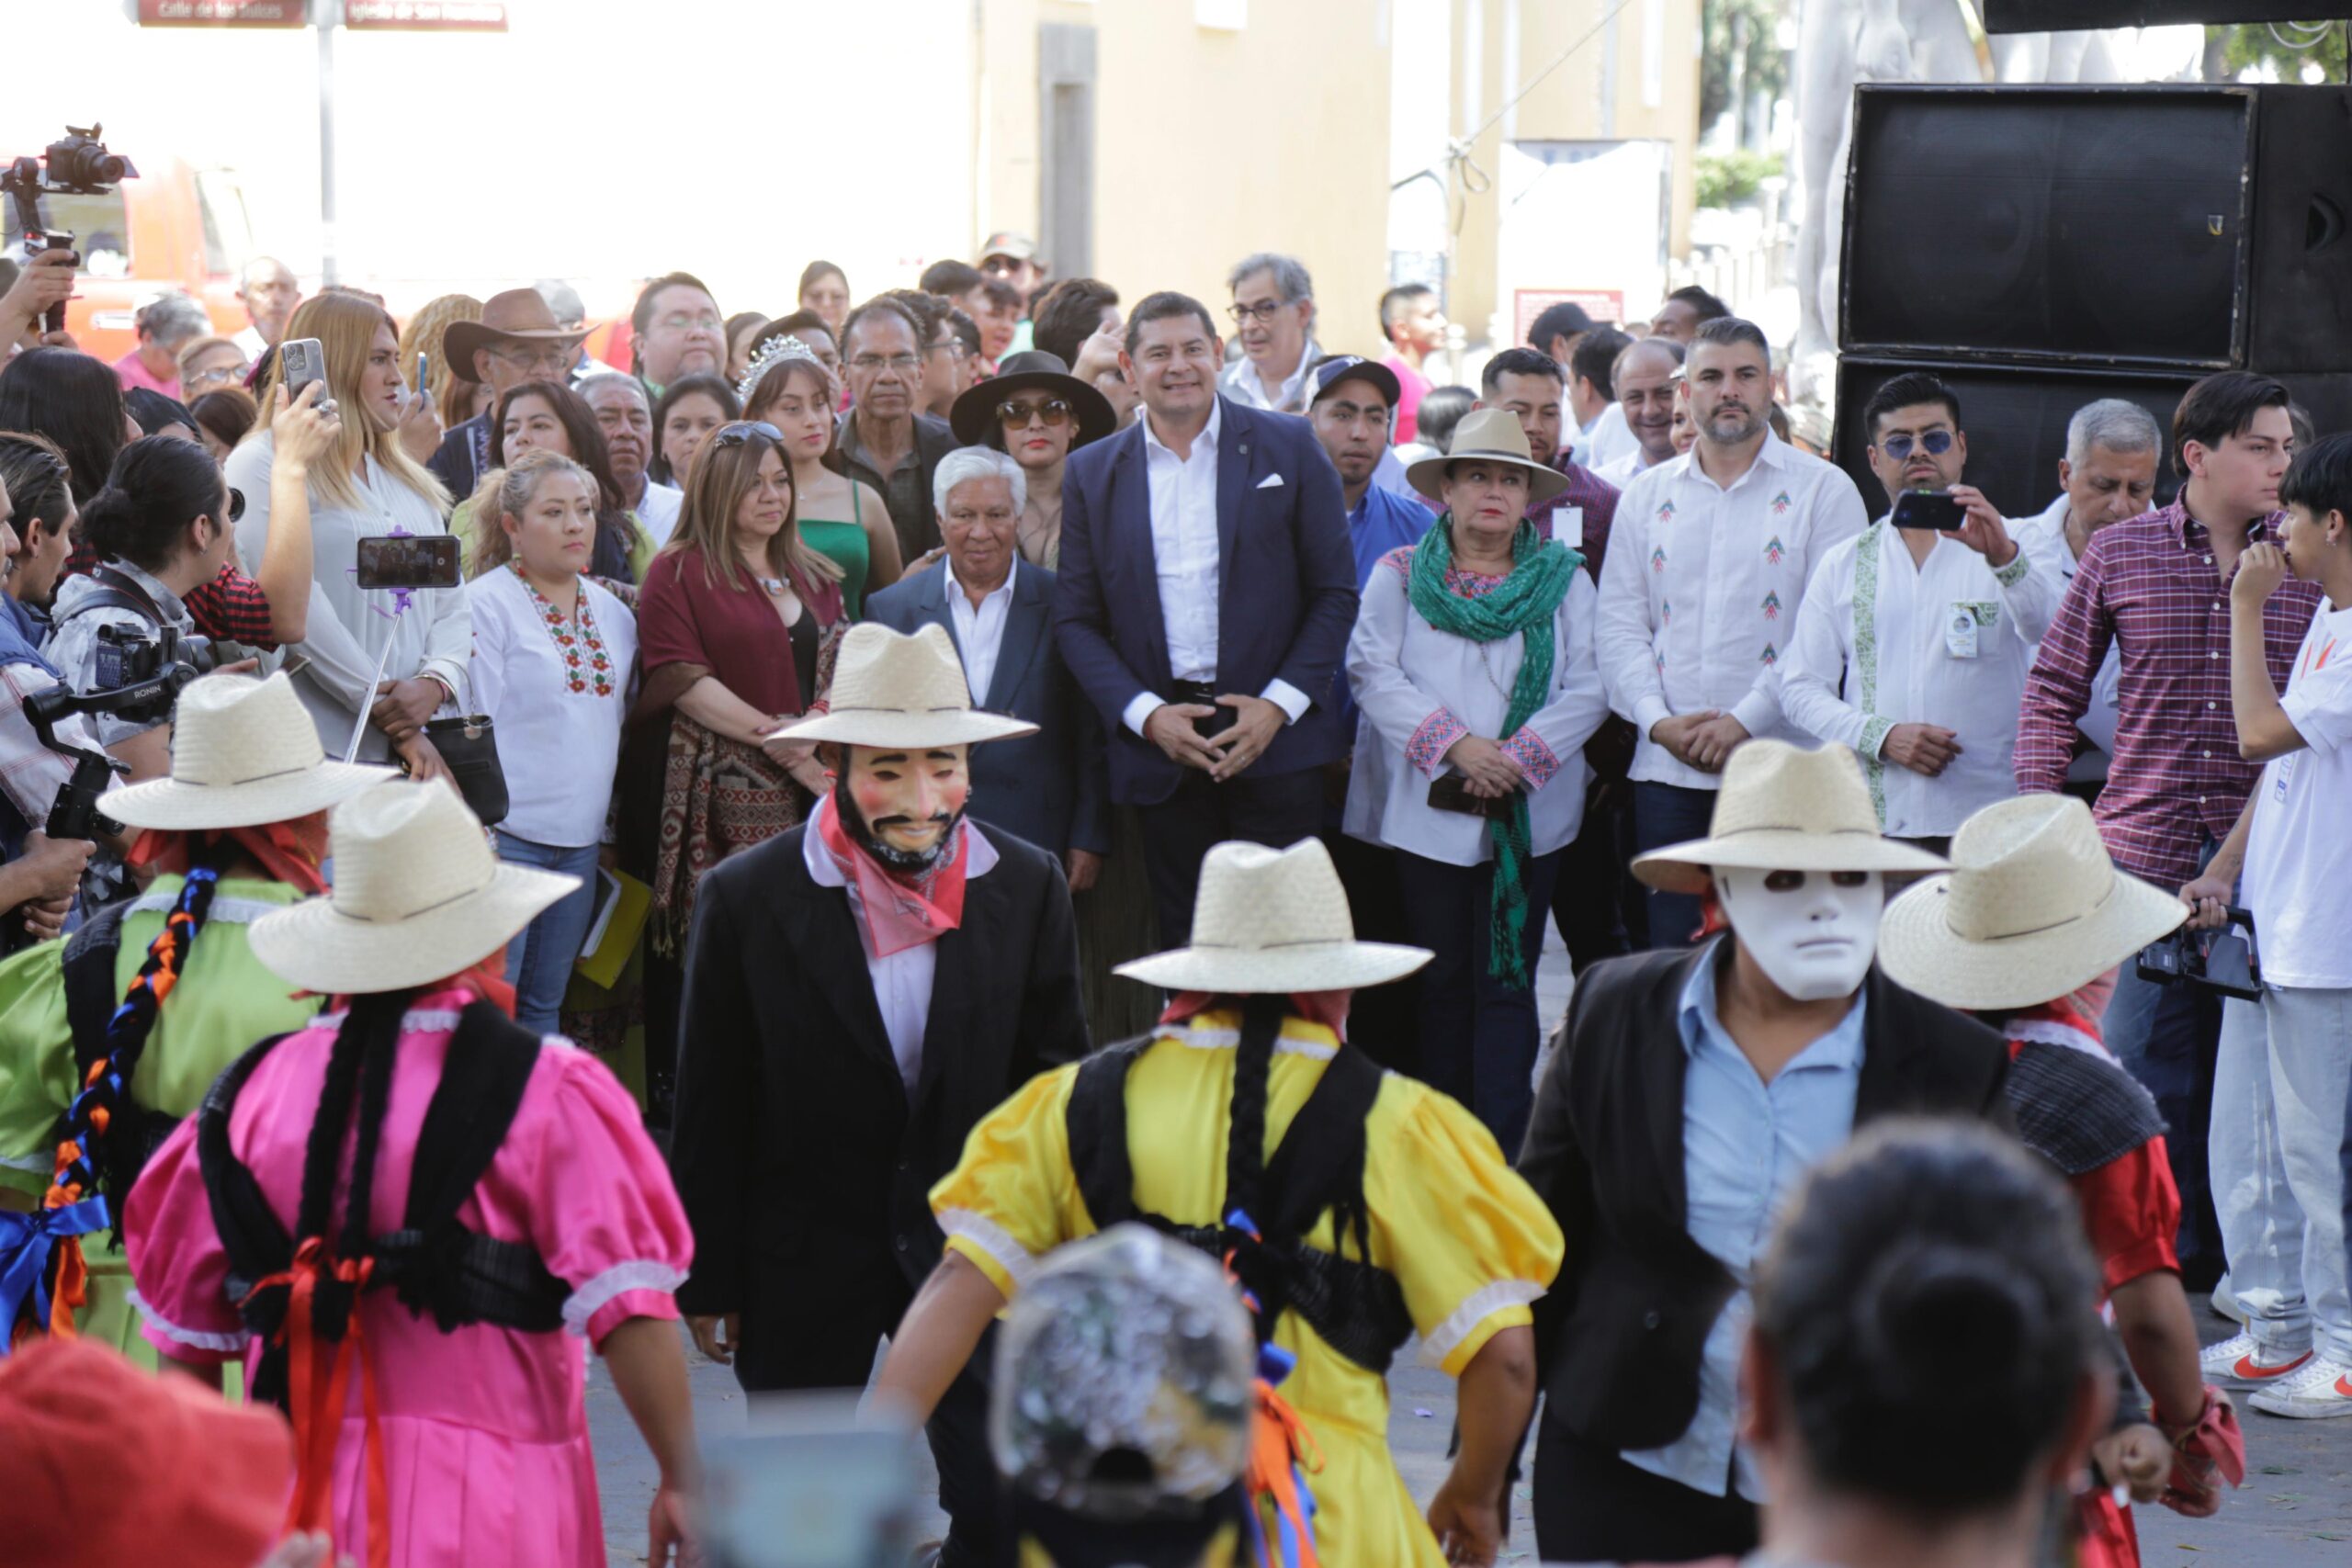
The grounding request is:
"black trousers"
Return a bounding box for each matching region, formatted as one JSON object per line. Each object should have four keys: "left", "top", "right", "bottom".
{"left": 1532, "top": 1407, "right": 1760, "bottom": 1565}
{"left": 1323, "top": 827, "right": 1420, "bottom": 1075}
{"left": 1552, "top": 779, "right": 1646, "bottom": 974}
{"left": 735, "top": 1267, "right": 1006, "bottom": 1566}
{"left": 1137, "top": 766, "right": 1326, "bottom": 947}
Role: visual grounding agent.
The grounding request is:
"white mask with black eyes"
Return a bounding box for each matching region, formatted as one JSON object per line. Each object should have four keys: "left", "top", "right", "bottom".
{"left": 1715, "top": 865, "right": 1884, "bottom": 1000}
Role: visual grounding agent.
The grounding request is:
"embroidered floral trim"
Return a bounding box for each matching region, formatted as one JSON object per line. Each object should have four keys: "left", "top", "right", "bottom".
{"left": 129, "top": 1289, "right": 247, "bottom": 1353}
{"left": 561, "top": 1259, "right": 688, "bottom": 1337}
{"left": 1995, "top": 550, "right": 2035, "bottom": 588}
{"left": 1852, "top": 521, "right": 1889, "bottom": 826}
{"left": 513, "top": 563, "right": 615, "bottom": 697}
{"left": 1500, "top": 728, "right": 1561, "bottom": 789}
{"left": 1860, "top": 715, "right": 1896, "bottom": 759}
{"left": 1407, "top": 708, "right": 1470, "bottom": 779}
{"left": 940, "top": 1208, "right": 1040, "bottom": 1292}
{"left": 1443, "top": 566, "right": 1509, "bottom": 600}
{"left": 1380, "top": 545, "right": 1417, "bottom": 579}
{"left": 1419, "top": 1278, "right": 1546, "bottom": 1369}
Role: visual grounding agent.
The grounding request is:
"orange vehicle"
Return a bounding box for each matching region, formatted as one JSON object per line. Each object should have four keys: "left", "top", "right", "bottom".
{"left": 2, "top": 145, "right": 258, "bottom": 365}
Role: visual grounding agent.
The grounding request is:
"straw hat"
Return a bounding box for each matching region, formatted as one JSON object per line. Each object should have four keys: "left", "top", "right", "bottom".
{"left": 1405, "top": 407, "right": 1571, "bottom": 505}
{"left": 103, "top": 671, "right": 391, "bottom": 831}
{"left": 774, "top": 623, "right": 1038, "bottom": 749}
{"left": 1878, "top": 795, "right": 2187, "bottom": 1010}
{"left": 247, "top": 777, "right": 578, "bottom": 996}
{"left": 1115, "top": 839, "right": 1430, "bottom": 993}
{"left": 1631, "top": 739, "right": 1950, "bottom": 895}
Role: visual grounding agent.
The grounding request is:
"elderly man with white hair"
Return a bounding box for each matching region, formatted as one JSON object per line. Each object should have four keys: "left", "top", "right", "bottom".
{"left": 865, "top": 446, "right": 1108, "bottom": 890}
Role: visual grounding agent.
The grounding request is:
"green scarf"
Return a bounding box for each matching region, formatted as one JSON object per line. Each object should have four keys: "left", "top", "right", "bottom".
{"left": 1406, "top": 516, "right": 1580, "bottom": 986}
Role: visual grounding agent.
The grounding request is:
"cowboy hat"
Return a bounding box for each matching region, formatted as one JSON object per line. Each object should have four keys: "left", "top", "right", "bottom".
{"left": 247, "top": 777, "right": 577, "bottom": 995}
{"left": 1878, "top": 795, "right": 2187, "bottom": 1011}
{"left": 443, "top": 288, "right": 587, "bottom": 383}
{"left": 103, "top": 671, "right": 392, "bottom": 831}
{"left": 1115, "top": 839, "right": 1430, "bottom": 994}
{"left": 1406, "top": 407, "right": 1571, "bottom": 505}
{"left": 773, "top": 623, "right": 1038, "bottom": 750}
{"left": 1631, "top": 739, "right": 1950, "bottom": 895}
{"left": 949, "top": 349, "right": 1116, "bottom": 448}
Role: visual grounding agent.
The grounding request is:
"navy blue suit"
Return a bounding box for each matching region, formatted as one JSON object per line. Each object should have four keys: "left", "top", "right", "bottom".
{"left": 1053, "top": 397, "right": 1359, "bottom": 942}
{"left": 864, "top": 558, "right": 1109, "bottom": 862}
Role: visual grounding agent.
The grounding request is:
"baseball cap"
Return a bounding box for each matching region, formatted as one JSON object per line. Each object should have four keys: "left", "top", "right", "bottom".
{"left": 979, "top": 231, "right": 1036, "bottom": 263}
{"left": 1306, "top": 355, "right": 1402, "bottom": 411}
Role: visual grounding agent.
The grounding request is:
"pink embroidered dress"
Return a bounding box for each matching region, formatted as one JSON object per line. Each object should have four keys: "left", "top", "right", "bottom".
{"left": 123, "top": 990, "right": 692, "bottom": 1568}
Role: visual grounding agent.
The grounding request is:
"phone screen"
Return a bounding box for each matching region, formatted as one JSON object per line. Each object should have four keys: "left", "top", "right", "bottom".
{"left": 1892, "top": 490, "right": 1967, "bottom": 532}
{"left": 355, "top": 535, "right": 462, "bottom": 592}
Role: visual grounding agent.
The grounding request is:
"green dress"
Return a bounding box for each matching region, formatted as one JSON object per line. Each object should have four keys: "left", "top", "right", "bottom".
{"left": 0, "top": 874, "right": 319, "bottom": 1361}
{"left": 799, "top": 482, "right": 873, "bottom": 617}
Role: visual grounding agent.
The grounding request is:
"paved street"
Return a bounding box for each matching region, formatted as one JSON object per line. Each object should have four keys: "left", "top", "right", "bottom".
{"left": 595, "top": 931, "right": 2352, "bottom": 1563}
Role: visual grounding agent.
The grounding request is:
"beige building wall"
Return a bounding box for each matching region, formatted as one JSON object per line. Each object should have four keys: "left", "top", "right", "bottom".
{"left": 978, "top": 0, "right": 1399, "bottom": 363}
{"left": 1448, "top": 0, "right": 1703, "bottom": 344}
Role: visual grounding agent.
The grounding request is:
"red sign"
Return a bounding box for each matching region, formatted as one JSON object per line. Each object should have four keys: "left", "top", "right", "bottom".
{"left": 136, "top": 0, "right": 305, "bottom": 23}
{"left": 343, "top": 1, "right": 510, "bottom": 28}
{"left": 1514, "top": 288, "right": 1627, "bottom": 346}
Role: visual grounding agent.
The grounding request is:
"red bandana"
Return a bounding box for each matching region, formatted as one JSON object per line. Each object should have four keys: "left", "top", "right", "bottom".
{"left": 129, "top": 818, "right": 333, "bottom": 896}
{"left": 813, "top": 792, "right": 970, "bottom": 958}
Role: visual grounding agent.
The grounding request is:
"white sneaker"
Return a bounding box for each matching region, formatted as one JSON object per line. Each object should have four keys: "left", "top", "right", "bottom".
{"left": 2199, "top": 1329, "right": 2314, "bottom": 1388}
{"left": 2247, "top": 1358, "right": 2352, "bottom": 1419}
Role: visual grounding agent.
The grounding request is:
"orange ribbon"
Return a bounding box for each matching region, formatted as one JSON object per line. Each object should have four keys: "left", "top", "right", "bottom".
{"left": 247, "top": 1239, "right": 390, "bottom": 1568}
{"left": 1244, "top": 1379, "right": 1324, "bottom": 1568}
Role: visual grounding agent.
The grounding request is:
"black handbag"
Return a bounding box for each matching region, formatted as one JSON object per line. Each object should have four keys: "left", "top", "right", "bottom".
{"left": 415, "top": 669, "right": 509, "bottom": 828}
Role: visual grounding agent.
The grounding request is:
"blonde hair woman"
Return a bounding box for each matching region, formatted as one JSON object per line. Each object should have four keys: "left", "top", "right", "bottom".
{"left": 231, "top": 292, "right": 469, "bottom": 780}
{"left": 398, "top": 290, "right": 482, "bottom": 449}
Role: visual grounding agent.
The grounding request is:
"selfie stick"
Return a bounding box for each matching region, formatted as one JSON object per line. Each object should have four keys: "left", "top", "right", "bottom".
{"left": 344, "top": 627, "right": 401, "bottom": 766}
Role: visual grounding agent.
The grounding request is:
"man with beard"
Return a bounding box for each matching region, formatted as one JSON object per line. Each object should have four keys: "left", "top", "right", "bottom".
{"left": 578, "top": 372, "right": 682, "bottom": 546}
{"left": 669, "top": 622, "right": 1087, "bottom": 1568}
{"left": 1596, "top": 318, "right": 1868, "bottom": 948}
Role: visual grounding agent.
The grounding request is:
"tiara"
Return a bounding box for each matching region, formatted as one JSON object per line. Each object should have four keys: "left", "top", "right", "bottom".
{"left": 737, "top": 334, "right": 826, "bottom": 405}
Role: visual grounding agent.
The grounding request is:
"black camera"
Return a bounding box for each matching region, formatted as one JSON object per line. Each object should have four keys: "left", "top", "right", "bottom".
{"left": 93, "top": 621, "right": 220, "bottom": 702}
{"left": 2137, "top": 906, "right": 2263, "bottom": 1001}
{"left": 40, "top": 127, "right": 133, "bottom": 192}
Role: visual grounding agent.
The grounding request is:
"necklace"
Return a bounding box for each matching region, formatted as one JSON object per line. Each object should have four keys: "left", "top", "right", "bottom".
{"left": 755, "top": 576, "right": 790, "bottom": 597}
{"left": 511, "top": 561, "right": 613, "bottom": 697}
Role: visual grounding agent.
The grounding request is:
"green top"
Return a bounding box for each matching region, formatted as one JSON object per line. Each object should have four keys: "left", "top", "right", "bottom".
{"left": 450, "top": 498, "right": 658, "bottom": 587}
{"left": 799, "top": 520, "right": 870, "bottom": 618}
{"left": 0, "top": 874, "right": 320, "bottom": 1200}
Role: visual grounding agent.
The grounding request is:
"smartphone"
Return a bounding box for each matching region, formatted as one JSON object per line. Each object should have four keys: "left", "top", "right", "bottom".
{"left": 355, "top": 535, "right": 461, "bottom": 592}
{"left": 1428, "top": 773, "right": 1514, "bottom": 819}
{"left": 28, "top": 232, "right": 74, "bottom": 333}
{"left": 414, "top": 351, "right": 429, "bottom": 401}
{"left": 702, "top": 1395, "right": 921, "bottom": 1568}
{"left": 281, "top": 336, "right": 327, "bottom": 402}
{"left": 1892, "top": 489, "right": 1967, "bottom": 532}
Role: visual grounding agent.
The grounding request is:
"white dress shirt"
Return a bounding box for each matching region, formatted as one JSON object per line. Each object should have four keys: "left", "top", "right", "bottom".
{"left": 634, "top": 481, "right": 684, "bottom": 548}
{"left": 2015, "top": 493, "right": 2122, "bottom": 780}
{"left": 1596, "top": 433, "right": 1871, "bottom": 788}
{"left": 947, "top": 558, "right": 1019, "bottom": 705}
{"left": 802, "top": 817, "right": 1001, "bottom": 1091}
{"left": 1119, "top": 400, "right": 1312, "bottom": 737}
{"left": 465, "top": 567, "right": 639, "bottom": 847}
{"left": 1343, "top": 552, "right": 1610, "bottom": 863}
{"left": 1781, "top": 520, "right": 2059, "bottom": 838}
{"left": 1217, "top": 336, "right": 1320, "bottom": 413}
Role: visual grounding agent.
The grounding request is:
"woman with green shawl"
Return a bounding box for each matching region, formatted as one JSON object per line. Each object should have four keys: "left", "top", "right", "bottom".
{"left": 1340, "top": 408, "right": 1611, "bottom": 1154}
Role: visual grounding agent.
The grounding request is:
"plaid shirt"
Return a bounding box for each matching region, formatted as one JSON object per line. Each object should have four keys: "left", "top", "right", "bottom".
{"left": 60, "top": 547, "right": 277, "bottom": 649}
{"left": 1526, "top": 450, "right": 1622, "bottom": 580}
{"left": 2015, "top": 501, "right": 2322, "bottom": 886}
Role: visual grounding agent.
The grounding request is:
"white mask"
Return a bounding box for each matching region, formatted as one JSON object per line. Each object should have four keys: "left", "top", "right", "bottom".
{"left": 1715, "top": 865, "right": 1884, "bottom": 1001}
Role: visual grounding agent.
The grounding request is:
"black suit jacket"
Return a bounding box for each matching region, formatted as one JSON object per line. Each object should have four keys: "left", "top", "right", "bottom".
{"left": 1516, "top": 944, "right": 2014, "bottom": 1451}
{"left": 669, "top": 823, "right": 1089, "bottom": 1369}
{"left": 863, "top": 559, "right": 1109, "bottom": 858}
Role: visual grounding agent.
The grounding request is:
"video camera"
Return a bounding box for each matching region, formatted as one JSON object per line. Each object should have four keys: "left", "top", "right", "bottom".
{"left": 26, "top": 623, "right": 223, "bottom": 843}
{"left": 1, "top": 123, "right": 138, "bottom": 334}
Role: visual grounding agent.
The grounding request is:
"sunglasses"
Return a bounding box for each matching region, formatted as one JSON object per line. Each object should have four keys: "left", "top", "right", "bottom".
{"left": 708, "top": 421, "right": 785, "bottom": 449}
{"left": 1878, "top": 430, "right": 1955, "bottom": 460}
{"left": 997, "top": 398, "right": 1072, "bottom": 429}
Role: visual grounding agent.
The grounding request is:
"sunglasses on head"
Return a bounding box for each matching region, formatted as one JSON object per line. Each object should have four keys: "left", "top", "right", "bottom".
{"left": 997, "top": 398, "right": 1072, "bottom": 429}
{"left": 709, "top": 421, "right": 785, "bottom": 449}
{"left": 1878, "top": 430, "right": 1954, "bottom": 460}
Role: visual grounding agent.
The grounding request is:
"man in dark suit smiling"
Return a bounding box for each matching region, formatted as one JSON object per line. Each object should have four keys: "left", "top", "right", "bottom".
{"left": 1052, "top": 289, "right": 1360, "bottom": 943}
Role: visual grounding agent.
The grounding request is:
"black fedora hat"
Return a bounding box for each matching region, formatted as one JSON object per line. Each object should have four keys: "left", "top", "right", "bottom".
{"left": 951, "top": 350, "right": 1117, "bottom": 448}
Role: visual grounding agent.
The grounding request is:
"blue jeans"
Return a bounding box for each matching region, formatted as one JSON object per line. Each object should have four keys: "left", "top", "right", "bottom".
{"left": 493, "top": 832, "right": 601, "bottom": 1034}
{"left": 1396, "top": 847, "right": 1563, "bottom": 1156}
{"left": 1633, "top": 782, "right": 1719, "bottom": 952}
{"left": 2104, "top": 838, "right": 2224, "bottom": 1280}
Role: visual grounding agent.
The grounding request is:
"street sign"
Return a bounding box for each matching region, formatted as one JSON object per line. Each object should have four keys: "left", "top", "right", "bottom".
{"left": 135, "top": 0, "right": 305, "bottom": 23}
{"left": 343, "top": 1, "right": 510, "bottom": 28}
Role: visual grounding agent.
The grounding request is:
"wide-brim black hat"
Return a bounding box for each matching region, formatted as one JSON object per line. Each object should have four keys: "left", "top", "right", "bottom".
{"left": 951, "top": 350, "right": 1117, "bottom": 448}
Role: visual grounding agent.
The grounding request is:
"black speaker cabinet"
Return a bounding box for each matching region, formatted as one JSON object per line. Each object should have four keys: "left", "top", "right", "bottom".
{"left": 1839, "top": 85, "right": 2352, "bottom": 373}
{"left": 1985, "top": 2, "right": 2345, "bottom": 28}
{"left": 1830, "top": 358, "right": 2352, "bottom": 524}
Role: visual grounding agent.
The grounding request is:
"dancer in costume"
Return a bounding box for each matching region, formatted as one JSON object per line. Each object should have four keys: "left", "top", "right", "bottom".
{"left": 0, "top": 672, "right": 385, "bottom": 1353}
{"left": 122, "top": 778, "right": 699, "bottom": 1568}
{"left": 873, "top": 836, "right": 1563, "bottom": 1567}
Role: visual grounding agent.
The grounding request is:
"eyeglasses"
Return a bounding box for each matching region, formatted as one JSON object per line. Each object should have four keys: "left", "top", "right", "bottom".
{"left": 492, "top": 344, "right": 572, "bottom": 373}
{"left": 1878, "top": 429, "right": 1955, "bottom": 460}
{"left": 225, "top": 488, "right": 246, "bottom": 523}
{"left": 1228, "top": 299, "right": 1294, "bottom": 325}
{"left": 997, "top": 397, "right": 1072, "bottom": 429}
{"left": 849, "top": 354, "right": 923, "bottom": 374}
{"left": 930, "top": 339, "right": 967, "bottom": 361}
{"left": 708, "top": 421, "right": 785, "bottom": 449}
{"left": 186, "top": 363, "right": 248, "bottom": 390}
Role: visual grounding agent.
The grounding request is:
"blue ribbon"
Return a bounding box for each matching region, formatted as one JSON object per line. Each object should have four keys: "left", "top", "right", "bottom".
{"left": 0, "top": 1196, "right": 110, "bottom": 1352}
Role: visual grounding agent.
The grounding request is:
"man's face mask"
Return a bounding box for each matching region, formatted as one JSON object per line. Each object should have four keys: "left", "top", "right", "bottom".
{"left": 1715, "top": 865, "right": 1884, "bottom": 1001}
{"left": 838, "top": 743, "right": 971, "bottom": 874}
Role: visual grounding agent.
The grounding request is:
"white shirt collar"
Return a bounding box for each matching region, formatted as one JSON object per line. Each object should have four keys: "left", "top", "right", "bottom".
{"left": 1142, "top": 396, "right": 1221, "bottom": 460}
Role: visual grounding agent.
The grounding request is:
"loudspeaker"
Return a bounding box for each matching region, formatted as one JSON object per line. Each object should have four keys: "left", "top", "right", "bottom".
{"left": 1985, "top": 2, "right": 2344, "bottom": 28}
{"left": 1840, "top": 85, "right": 2352, "bottom": 373}
{"left": 1830, "top": 358, "right": 2352, "bottom": 524}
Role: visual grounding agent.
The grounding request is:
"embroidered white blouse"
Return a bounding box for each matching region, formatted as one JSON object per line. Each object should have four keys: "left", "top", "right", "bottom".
{"left": 465, "top": 567, "right": 639, "bottom": 848}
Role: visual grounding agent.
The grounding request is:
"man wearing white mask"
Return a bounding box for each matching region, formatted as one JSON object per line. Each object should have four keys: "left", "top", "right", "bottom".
{"left": 1514, "top": 739, "right": 2014, "bottom": 1565}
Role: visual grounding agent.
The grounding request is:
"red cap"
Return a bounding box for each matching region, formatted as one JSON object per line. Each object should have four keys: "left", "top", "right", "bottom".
{"left": 0, "top": 1337, "right": 294, "bottom": 1568}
